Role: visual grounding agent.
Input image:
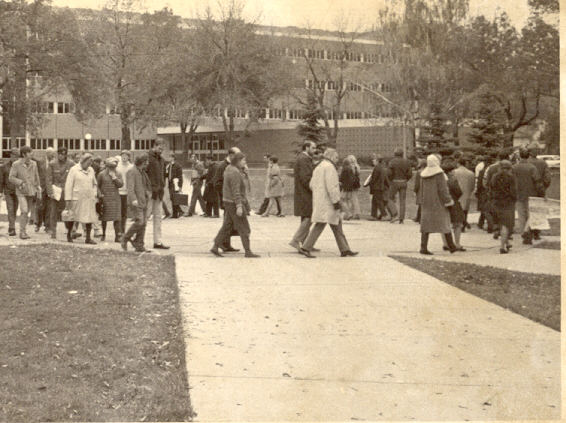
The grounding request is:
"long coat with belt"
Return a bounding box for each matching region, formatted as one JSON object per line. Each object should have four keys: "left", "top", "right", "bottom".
{"left": 310, "top": 159, "right": 341, "bottom": 225}
{"left": 265, "top": 163, "right": 284, "bottom": 198}
{"left": 64, "top": 164, "right": 98, "bottom": 224}
{"left": 453, "top": 165, "right": 475, "bottom": 211}
{"left": 417, "top": 172, "right": 452, "bottom": 234}
{"left": 293, "top": 152, "right": 313, "bottom": 217}
{"left": 97, "top": 169, "right": 123, "bottom": 221}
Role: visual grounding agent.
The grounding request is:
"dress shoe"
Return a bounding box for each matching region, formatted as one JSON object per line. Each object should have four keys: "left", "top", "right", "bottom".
{"left": 220, "top": 246, "right": 239, "bottom": 252}
{"left": 500, "top": 248, "right": 508, "bottom": 254}
{"left": 398, "top": 219, "right": 404, "bottom": 224}
{"left": 456, "top": 247, "right": 467, "bottom": 252}
{"left": 153, "top": 243, "right": 170, "bottom": 250}
{"left": 20, "top": 233, "right": 30, "bottom": 240}
{"left": 340, "top": 250, "right": 358, "bottom": 257}
{"left": 245, "top": 251, "right": 260, "bottom": 258}
{"left": 210, "top": 248, "right": 223, "bottom": 257}
{"left": 299, "top": 248, "right": 315, "bottom": 258}
{"left": 85, "top": 239, "right": 97, "bottom": 245}
{"left": 442, "top": 246, "right": 450, "bottom": 251}
{"left": 67, "top": 234, "right": 73, "bottom": 243}
{"left": 72, "top": 232, "right": 82, "bottom": 239}
{"left": 8, "top": 230, "right": 16, "bottom": 237}
{"left": 419, "top": 249, "right": 433, "bottom": 255}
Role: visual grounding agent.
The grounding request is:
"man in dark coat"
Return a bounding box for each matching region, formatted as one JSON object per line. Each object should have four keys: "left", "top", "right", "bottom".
{"left": 368, "top": 154, "right": 390, "bottom": 220}
{"left": 33, "top": 147, "right": 56, "bottom": 233}
{"left": 213, "top": 147, "right": 241, "bottom": 252}
{"left": 289, "top": 140, "right": 316, "bottom": 250}
{"left": 165, "top": 155, "right": 184, "bottom": 218}
{"left": 528, "top": 149, "right": 551, "bottom": 241}
{"left": 512, "top": 149, "right": 541, "bottom": 244}
{"left": 203, "top": 157, "right": 219, "bottom": 217}
{"left": 0, "top": 148, "right": 20, "bottom": 236}
{"left": 146, "top": 139, "right": 169, "bottom": 249}
{"left": 45, "top": 146, "right": 75, "bottom": 240}
{"left": 387, "top": 148, "right": 412, "bottom": 224}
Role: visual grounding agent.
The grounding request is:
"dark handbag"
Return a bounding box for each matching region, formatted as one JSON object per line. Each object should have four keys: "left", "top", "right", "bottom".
{"left": 96, "top": 199, "right": 104, "bottom": 217}
{"left": 172, "top": 193, "right": 189, "bottom": 206}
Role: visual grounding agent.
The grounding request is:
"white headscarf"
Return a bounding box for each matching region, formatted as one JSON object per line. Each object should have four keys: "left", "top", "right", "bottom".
{"left": 420, "top": 154, "right": 444, "bottom": 178}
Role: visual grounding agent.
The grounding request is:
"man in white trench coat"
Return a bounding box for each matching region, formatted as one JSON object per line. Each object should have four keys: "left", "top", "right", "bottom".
{"left": 299, "top": 148, "right": 358, "bottom": 258}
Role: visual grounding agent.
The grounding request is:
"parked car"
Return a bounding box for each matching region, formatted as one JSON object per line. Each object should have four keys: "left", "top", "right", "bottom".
{"left": 538, "top": 155, "right": 560, "bottom": 169}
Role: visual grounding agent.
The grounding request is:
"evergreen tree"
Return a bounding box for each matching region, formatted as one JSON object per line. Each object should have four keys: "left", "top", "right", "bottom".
{"left": 297, "top": 93, "right": 324, "bottom": 145}
{"left": 467, "top": 92, "right": 506, "bottom": 149}
{"left": 418, "top": 103, "right": 451, "bottom": 151}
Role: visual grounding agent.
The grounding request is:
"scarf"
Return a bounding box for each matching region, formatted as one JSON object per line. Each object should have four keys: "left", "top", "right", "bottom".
{"left": 420, "top": 155, "right": 444, "bottom": 178}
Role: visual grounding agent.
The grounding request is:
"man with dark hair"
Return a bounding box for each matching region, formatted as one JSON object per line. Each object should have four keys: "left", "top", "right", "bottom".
{"left": 368, "top": 154, "right": 390, "bottom": 220}
{"left": 513, "top": 149, "right": 541, "bottom": 244}
{"left": 213, "top": 147, "right": 241, "bottom": 252}
{"left": 387, "top": 147, "right": 412, "bottom": 224}
{"left": 146, "top": 138, "right": 169, "bottom": 249}
{"left": 9, "top": 146, "right": 40, "bottom": 239}
{"left": 165, "top": 154, "right": 184, "bottom": 218}
{"left": 0, "top": 148, "right": 20, "bottom": 236}
{"left": 33, "top": 147, "right": 56, "bottom": 233}
{"left": 46, "top": 146, "right": 75, "bottom": 240}
{"left": 122, "top": 153, "right": 152, "bottom": 253}
{"left": 187, "top": 155, "right": 206, "bottom": 216}
{"left": 203, "top": 156, "right": 219, "bottom": 217}
{"left": 289, "top": 140, "right": 317, "bottom": 251}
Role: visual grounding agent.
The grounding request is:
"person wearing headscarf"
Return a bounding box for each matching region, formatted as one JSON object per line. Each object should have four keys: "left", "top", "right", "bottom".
{"left": 299, "top": 148, "right": 358, "bottom": 258}
{"left": 97, "top": 157, "right": 124, "bottom": 242}
{"left": 418, "top": 155, "right": 457, "bottom": 255}
{"left": 489, "top": 160, "right": 517, "bottom": 254}
{"left": 339, "top": 155, "right": 361, "bottom": 220}
{"left": 64, "top": 153, "right": 99, "bottom": 244}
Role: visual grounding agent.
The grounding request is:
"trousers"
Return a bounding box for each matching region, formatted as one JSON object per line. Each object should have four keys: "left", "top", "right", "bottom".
{"left": 291, "top": 216, "right": 312, "bottom": 244}
{"left": 302, "top": 221, "right": 350, "bottom": 253}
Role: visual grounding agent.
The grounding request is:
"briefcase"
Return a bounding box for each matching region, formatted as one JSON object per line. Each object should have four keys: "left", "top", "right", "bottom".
{"left": 172, "top": 193, "right": 189, "bottom": 206}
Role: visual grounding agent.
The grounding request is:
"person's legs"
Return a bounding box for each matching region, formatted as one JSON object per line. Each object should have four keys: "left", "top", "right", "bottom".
{"left": 275, "top": 197, "right": 282, "bottom": 216}
{"left": 85, "top": 223, "right": 95, "bottom": 243}
{"left": 213, "top": 205, "right": 234, "bottom": 250}
{"left": 398, "top": 183, "right": 407, "bottom": 221}
{"left": 291, "top": 216, "right": 312, "bottom": 245}
{"left": 515, "top": 199, "right": 528, "bottom": 235}
{"left": 444, "top": 232, "right": 457, "bottom": 251}
{"left": 5, "top": 194, "right": 17, "bottom": 234}
{"left": 302, "top": 222, "right": 326, "bottom": 251}
{"left": 152, "top": 198, "right": 163, "bottom": 245}
{"left": 113, "top": 220, "right": 121, "bottom": 241}
{"left": 329, "top": 221, "right": 351, "bottom": 253}
{"left": 262, "top": 198, "right": 274, "bottom": 216}
{"left": 188, "top": 185, "right": 198, "bottom": 214}
{"left": 257, "top": 197, "right": 269, "bottom": 215}
{"left": 49, "top": 198, "right": 58, "bottom": 238}
{"left": 420, "top": 232, "right": 431, "bottom": 254}
{"left": 65, "top": 221, "right": 74, "bottom": 242}
{"left": 370, "top": 194, "right": 378, "bottom": 218}
{"left": 453, "top": 224, "right": 463, "bottom": 248}
{"left": 377, "top": 193, "right": 389, "bottom": 219}
{"left": 351, "top": 191, "right": 361, "bottom": 218}
{"left": 18, "top": 196, "right": 29, "bottom": 237}
{"left": 101, "top": 221, "right": 107, "bottom": 239}
{"left": 500, "top": 225, "right": 509, "bottom": 253}
{"left": 120, "top": 195, "right": 128, "bottom": 233}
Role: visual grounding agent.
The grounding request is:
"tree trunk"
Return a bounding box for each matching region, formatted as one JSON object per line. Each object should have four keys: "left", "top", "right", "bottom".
{"left": 181, "top": 122, "right": 188, "bottom": 159}
{"left": 121, "top": 122, "right": 131, "bottom": 151}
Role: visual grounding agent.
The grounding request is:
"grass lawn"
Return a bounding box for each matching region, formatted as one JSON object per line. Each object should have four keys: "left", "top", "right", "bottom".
{"left": 390, "top": 255, "right": 560, "bottom": 332}
{"left": 0, "top": 244, "right": 194, "bottom": 422}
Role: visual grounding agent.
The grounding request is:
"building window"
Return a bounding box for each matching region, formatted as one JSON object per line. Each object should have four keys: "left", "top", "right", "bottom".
{"left": 57, "top": 102, "right": 75, "bottom": 114}
{"left": 86, "top": 139, "right": 107, "bottom": 150}
{"left": 30, "top": 138, "right": 54, "bottom": 149}
{"left": 109, "top": 139, "right": 121, "bottom": 150}
{"left": 134, "top": 139, "right": 155, "bottom": 150}
{"left": 268, "top": 108, "right": 284, "bottom": 119}
{"left": 289, "top": 110, "right": 304, "bottom": 120}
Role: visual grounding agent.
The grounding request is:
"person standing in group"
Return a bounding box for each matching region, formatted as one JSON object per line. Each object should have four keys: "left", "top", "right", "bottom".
{"left": 9, "top": 146, "right": 41, "bottom": 240}
{"left": 261, "top": 156, "right": 285, "bottom": 217}
{"left": 165, "top": 154, "right": 184, "bottom": 219}
{"left": 528, "top": 148, "right": 552, "bottom": 241}
{"left": 187, "top": 156, "right": 206, "bottom": 216}
{"left": 441, "top": 160, "right": 466, "bottom": 251}
{"left": 256, "top": 153, "right": 272, "bottom": 215}
{"left": 512, "top": 149, "right": 541, "bottom": 245}
{"left": 45, "top": 146, "right": 75, "bottom": 240}
{"left": 213, "top": 147, "right": 241, "bottom": 252}
{"left": 412, "top": 159, "right": 426, "bottom": 222}
{"left": 367, "top": 154, "right": 391, "bottom": 221}
{"left": 289, "top": 141, "right": 316, "bottom": 251}
{"left": 63, "top": 153, "right": 99, "bottom": 244}
{"left": 210, "top": 152, "right": 259, "bottom": 258}
{"left": 474, "top": 155, "right": 489, "bottom": 230}
{"left": 299, "top": 148, "right": 358, "bottom": 258}
{"left": 146, "top": 139, "right": 170, "bottom": 250}
{"left": 0, "top": 148, "right": 21, "bottom": 236}
{"left": 418, "top": 155, "right": 457, "bottom": 255}
{"left": 33, "top": 147, "right": 56, "bottom": 233}
{"left": 387, "top": 148, "right": 412, "bottom": 224}
{"left": 453, "top": 155, "right": 475, "bottom": 232}
{"left": 203, "top": 156, "right": 219, "bottom": 217}
{"left": 490, "top": 160, "right": 517, "bottom": 254}
{"left": 340, "top": 155, "right": 361, "bottom": 220}
{"left": 121, "top": 154, "right": 153, "bottom": 253}
{"left": 97, "top": 157, "right": 123, "bottom": 242}
{"left": 116, "top": 150, "right": 133, "bottom": 234}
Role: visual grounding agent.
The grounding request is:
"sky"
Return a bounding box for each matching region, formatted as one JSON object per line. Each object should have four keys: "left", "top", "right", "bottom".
{"left": 52, "top": 0, "right": 532, "bottom": 31}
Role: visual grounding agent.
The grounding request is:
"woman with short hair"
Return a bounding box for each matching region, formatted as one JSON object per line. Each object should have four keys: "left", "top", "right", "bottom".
{"left": 64, "top": 153, "right": 99, "bottom": 244}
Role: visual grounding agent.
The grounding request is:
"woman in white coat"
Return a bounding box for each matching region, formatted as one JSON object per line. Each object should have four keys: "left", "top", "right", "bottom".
{"left": 64, "top": 153, "right": 99, "bottom": 244}
{"left": 299, "top": 148, "right": 358, "bottom": 258}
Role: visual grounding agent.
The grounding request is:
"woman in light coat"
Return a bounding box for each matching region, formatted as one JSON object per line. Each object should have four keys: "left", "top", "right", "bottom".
{"left": 261, "top": 156, "right": 285, "bottom": 217}
{"left": 418, "top": 155, "right": 457, "bottom": 255}
{"left": 64, "top": 153, "right": 99, "bottom": 244}
{"left": 299, "top": 148, "right": 357, "bottom": 258}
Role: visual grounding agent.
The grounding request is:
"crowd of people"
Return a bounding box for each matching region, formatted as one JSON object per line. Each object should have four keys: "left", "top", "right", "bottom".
{"left": 0, "top": 139, "right": 553, "bottom": 257}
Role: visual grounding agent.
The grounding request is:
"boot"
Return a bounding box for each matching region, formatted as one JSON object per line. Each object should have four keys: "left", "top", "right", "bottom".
{"left": 420, "top": 233, "right": 432, "bottom": 255}
{"left": 445, "top": 233, "right": 457, "bottom": 253}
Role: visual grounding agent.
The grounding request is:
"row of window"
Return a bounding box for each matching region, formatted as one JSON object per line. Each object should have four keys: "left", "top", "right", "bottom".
{"left": 305, "top": 80, "right": 394, "bottom": 93}
{"left": 273, "top": 47, "right": 391, "bottom": 64}
{"left": 29, "top": 102, "right": 76, "bottom": 114}
{"left": 2, "top": 138, "right": 154, "bottom": 151}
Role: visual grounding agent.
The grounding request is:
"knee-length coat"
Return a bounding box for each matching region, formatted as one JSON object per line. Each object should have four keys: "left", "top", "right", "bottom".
{"left": 265, "top": 163, "right": 284, "bottom": 198}
{"left": 64, "top": 164, "right": 98, "bottom": 224}
{"left": 310, "top": 159, "right": 341, "bottom": 225}
{"left": 293, "top": 152, "right": 313, "bottom": 217}
{"left": 97, "top": 169, "right": 123, "bottom": 221}
{"left": 417, "top": 172, "right": 452, "bottom": 234}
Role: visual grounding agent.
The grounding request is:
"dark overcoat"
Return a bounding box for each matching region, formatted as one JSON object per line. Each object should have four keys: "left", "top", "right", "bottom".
{"left": 293, "top": 152, "right": 313, "bottom": 217}
{"left": 97, "top": 170, "right": 123, "bottom": 221}
{"left": 418, "top": 172, "right": 452, "bottom": 234}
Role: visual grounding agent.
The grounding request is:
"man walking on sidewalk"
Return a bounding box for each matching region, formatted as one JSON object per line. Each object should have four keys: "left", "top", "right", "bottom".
{"left": 388, "top": 148, "right": 412, "bottom": 224}
{"left": 146, "top": 139, "right": 170, "bottom": 250}
{"left": 187, "top": 156, "right": 206, "bottom": 216}
{"left": 0, "top": 148, "right": 20, "bottom": 236}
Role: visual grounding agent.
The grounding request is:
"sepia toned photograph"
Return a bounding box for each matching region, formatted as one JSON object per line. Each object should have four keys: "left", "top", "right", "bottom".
{"left": 0, "top": 0, "right": 560, "bottom": 421}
